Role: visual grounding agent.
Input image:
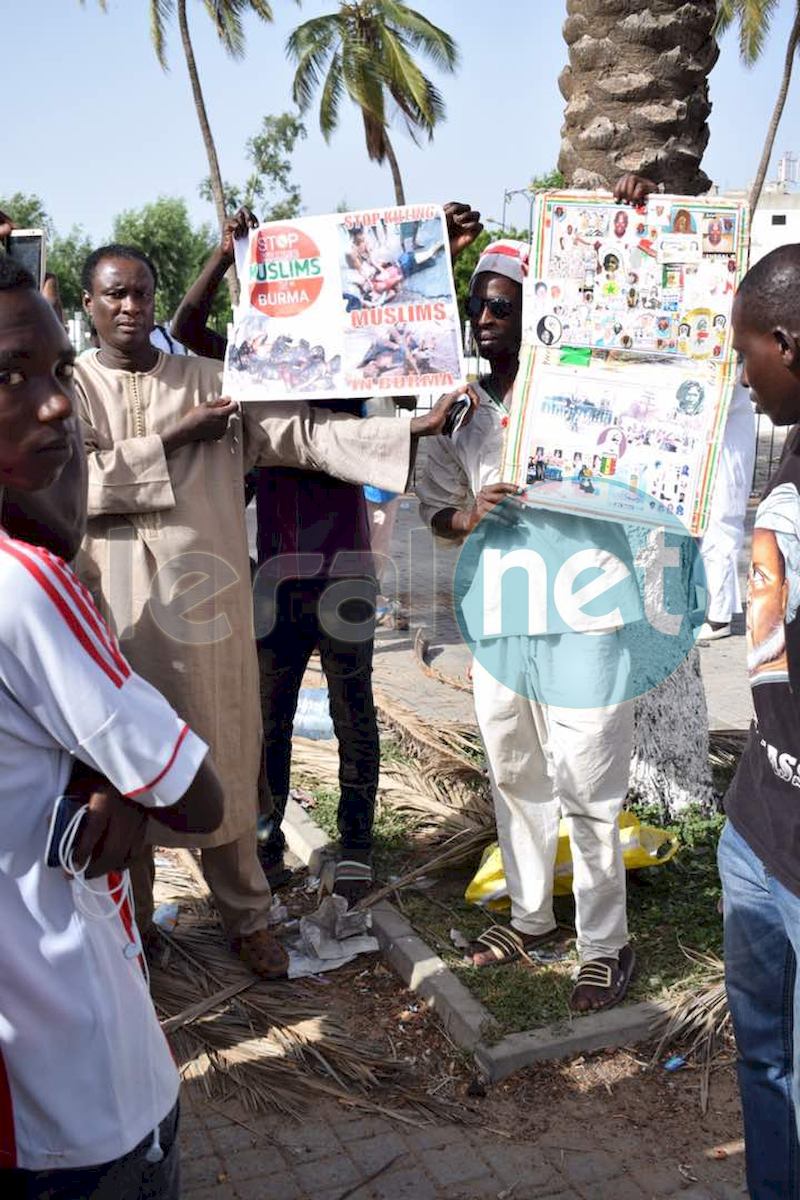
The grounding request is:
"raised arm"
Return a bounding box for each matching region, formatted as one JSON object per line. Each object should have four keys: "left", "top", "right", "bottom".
{"left": 172, "top": 207, "right": 258, "bottom": 360}
{"left": 444, "top": 201, "right": 484, "bottom": 261}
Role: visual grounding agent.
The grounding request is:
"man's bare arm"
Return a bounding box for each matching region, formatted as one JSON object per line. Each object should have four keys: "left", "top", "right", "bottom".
{"left": 172, "top": 207, "right": 258, "bottom": 360}
{"left": 74, "top": 756, "right": 224, "bottom": 877}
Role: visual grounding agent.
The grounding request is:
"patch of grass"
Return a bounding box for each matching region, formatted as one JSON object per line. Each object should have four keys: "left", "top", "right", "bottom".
{"left": 400, "top": 804, "right": 725, "bottom": 1036}
{"left": 296, "top": 781, "right": 419, "bottom": 876}
{"left": 378, "top": 736, "right": 413, "bottom": 766}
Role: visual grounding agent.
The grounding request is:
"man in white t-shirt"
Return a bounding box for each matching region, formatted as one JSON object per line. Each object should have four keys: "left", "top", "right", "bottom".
{"left": 0, "top": 258, "right": 223, "bottom": 1198}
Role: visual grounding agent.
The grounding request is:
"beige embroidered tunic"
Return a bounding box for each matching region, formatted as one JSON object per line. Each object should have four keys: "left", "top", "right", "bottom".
{"left": 74, "top": 350, "right": 410, "bottom": 847}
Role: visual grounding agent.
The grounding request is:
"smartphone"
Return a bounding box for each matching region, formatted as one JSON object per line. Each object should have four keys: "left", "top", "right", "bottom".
{"left": 6, "top": 229, "right": 46, "bottom": 289}
{"left": 443, "top": 395, "right": 471, "bottom": 438}
{"left": 45, "top": 794, "right": 86, "bottom": 869}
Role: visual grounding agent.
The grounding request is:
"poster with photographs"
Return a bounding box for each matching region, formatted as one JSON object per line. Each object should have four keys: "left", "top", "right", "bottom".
{"left": 502, "top": 190, "right": 749, "bottom": 536}
{"left": 224, "top": 204, "right": 465, "bottom": 401}
{"left": 525, "top": 191, "right": 748, "bottom": 360}
{"left": 504, "top": 345, "right": 736, "bottom": 532}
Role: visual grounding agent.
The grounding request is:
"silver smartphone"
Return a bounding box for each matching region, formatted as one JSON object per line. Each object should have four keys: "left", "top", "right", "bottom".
{"left": 6, "top": 229, "right": 46, "bottom": 289}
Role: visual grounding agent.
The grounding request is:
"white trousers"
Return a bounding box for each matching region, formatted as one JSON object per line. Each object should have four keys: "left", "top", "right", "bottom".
{"left": 472, "top": 645, "right": 634, "bottom": 961}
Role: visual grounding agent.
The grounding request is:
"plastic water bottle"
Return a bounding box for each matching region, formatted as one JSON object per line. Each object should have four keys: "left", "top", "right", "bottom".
{"left": 292, "top": 687, "right": 334, "bottom": 740}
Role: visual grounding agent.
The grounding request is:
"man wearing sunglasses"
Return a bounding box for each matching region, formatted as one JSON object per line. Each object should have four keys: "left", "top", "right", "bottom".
{"left": 417, "top": 236, "right": 636, "bottom": 1013}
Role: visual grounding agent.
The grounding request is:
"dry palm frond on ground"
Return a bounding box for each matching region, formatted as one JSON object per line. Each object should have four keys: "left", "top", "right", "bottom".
{"left": 650, "top": 948, "right": 731, "bottom": 1112}
{"left": 708, "top": 728, "right": 748, "bottom": 788}
{"left": 413, "top": 627, "right": 474, "bottom": 695}
{"left": 373, "top": 686, "right": 486, "bottom": 780}
{"left": 293, "top": 733, "right": 493, "bottom": 836}
{"left": 149, "top": 853, "right": 456, "bottom": 1123}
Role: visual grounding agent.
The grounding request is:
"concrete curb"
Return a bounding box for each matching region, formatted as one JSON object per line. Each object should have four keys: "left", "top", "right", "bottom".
{"left": 282, "top": 799, "right": 670, "bottom": 1082}
{"left": 475, "top": 1000, "right": 670, "bottom": 1082}
{"left": 368, "top": 901, "right": 498, "bottom": 1050}
{"left": 283, "top": 796, "right": 333, "bottom": 875}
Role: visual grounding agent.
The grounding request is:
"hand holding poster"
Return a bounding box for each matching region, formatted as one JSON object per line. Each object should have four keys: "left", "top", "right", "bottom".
{"left": 502, "top": 190, "right": 749, "bottom": 536}
{"left": 223, "top": 204, "right": 466, "bottom": 402}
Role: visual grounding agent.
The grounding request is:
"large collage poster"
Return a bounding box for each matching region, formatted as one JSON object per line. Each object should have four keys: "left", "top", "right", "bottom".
{"left": 502, "top": 191, "right": 749, "bottom": 535}
{"left": 223, "top": 204, "right": 465, "bottom": 402}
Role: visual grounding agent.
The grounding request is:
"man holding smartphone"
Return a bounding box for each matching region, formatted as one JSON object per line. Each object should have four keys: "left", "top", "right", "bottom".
{"left": 0, "top": 256, "right": 223, "bottom": 1199}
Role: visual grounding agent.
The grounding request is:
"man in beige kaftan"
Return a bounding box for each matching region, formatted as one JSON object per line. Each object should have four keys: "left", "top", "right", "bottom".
{"left": 75, "top": 244, "right": 464, "bottom": 977}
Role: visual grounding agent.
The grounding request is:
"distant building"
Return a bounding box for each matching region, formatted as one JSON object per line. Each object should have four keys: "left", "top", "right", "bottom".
{"left": 721, "top": 167, "right": 800, "bottom": 266}
{"left": 747, "top": 190, "right": 800, "bottom": 265}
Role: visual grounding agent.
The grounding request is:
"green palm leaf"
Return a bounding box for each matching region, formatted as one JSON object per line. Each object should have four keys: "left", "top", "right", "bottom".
{"left": 377, "top": 0, "right": 459, "bottom": 71}
{"left": 714, "top": 0, "right": 781, "bottom": 64}
{"left": 318, "top": 50, "right": 345, "bottom": 140}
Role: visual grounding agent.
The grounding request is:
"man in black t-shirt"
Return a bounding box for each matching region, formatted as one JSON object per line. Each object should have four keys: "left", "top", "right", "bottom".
{"left": 722, "top": 243, "right": 800, "bottom": 1199}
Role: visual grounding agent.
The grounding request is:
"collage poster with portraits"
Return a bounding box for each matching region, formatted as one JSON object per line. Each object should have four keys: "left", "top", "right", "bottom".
{"left": 223, "top": 204, "right": 466, "bottom": 402}
{"left": 502, "top": 191, "right": 750, "bottom": 535}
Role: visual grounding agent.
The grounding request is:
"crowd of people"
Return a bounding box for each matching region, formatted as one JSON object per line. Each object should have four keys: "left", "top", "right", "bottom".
{"left": 1, "top": 172, "right": 800, "bottom": 1199}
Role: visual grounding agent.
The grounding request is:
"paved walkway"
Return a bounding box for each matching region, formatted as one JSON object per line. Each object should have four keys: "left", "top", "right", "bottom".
{"left": 182, "top": 1095, "right": 744, "bottom": 1200}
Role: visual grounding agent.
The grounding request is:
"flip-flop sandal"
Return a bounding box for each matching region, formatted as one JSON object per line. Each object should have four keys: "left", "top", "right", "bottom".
{"left": 569, "top": 943, "right": 635, "bottom": 1014}
{"left": 466, "top": 924, "right": 559, "bottom": 968}
{"left": 332, "top": 859, "right": 374, "bottom": 906}
{"left": 234, "top": 928, "right": 289, "bottom": 980}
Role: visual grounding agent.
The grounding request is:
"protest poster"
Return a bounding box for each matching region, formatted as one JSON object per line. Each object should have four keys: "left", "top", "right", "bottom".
{"left": 502, "top": 191, "right": 749, "bottom": 536}
{"left": 525, "top": 191, "right": 747, "bottom": 360}
{"left": 223, "top": 204, "right": 466, "bottom": 402}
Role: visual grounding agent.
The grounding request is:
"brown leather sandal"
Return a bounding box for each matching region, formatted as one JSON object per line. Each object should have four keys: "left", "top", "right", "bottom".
{"left": 569, "top": 944, "right": 635, "bottom": 1013}
{"left": 235, "top": 928, "right": 289, "bottom": 980}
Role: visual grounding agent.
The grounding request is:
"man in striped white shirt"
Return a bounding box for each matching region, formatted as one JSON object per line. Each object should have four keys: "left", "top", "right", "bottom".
{"left": 0, "top": 258, "right": 222, "bottom": 1198}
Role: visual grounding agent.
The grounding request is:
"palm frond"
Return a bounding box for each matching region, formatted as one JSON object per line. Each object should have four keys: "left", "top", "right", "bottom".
{"left": 650, "top": 949, "right": 731, "bottom": 1113}
{"left": 149, "top": 850, "right": 458, "bottom": 1121}
{"left": 362, "top": 110, "right": 388, "bottom": 162}
{"left": 713, "top": 0, "right": 780, "bottom": 64}
{"left": 202, "top": 0, "right": 245, "bottom": 59}
{"left": 149, "top": 0, "right": 175, "bottom": 69}
{"left": 287, "top": 16, "right": 340, "bottom": 112}
{"left": 340, "top": 39, "right": 387, "bottom": 126}
{"left": 380, "top": 25, "right": 439, "bottom": 128}
{"left": 318, "top": 50, "right": 345, "bottom": 140}
{"left": 377, "top": 1, "right": 459, "bottom": 71}
{"left": 285, "top": 0, "right": 458, "bottom": 153}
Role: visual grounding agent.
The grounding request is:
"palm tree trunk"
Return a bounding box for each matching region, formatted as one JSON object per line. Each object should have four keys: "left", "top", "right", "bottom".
{"left": 749, "top": 4, "right": 800, "bottom": 212}
{"left": 177, "top": 0, "right": 240, "bottom": 307}
{"left": 383, "top": 132, "right": 406, "bottom": 206}
{"left": 559, "top": 0, "right": 719, "bottom": 194}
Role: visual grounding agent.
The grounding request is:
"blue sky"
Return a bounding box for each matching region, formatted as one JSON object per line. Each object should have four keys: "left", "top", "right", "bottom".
{"left": 4, "top": 0, "right": 799, "bottom": 242}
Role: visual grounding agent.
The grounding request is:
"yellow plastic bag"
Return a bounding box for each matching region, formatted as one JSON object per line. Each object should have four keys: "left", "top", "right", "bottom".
{"left": 464, "top": 811, "right": 679, "bottom": 912}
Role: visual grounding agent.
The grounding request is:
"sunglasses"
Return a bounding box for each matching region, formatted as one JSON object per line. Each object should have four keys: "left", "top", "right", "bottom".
{"left": 467, "top": 295, "right": 515, "bottom": 320}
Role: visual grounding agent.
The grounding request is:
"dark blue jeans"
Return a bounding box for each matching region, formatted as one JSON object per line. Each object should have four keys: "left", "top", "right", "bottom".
{"left": 719, "top": 820, "right": 800, "bottom": 1198}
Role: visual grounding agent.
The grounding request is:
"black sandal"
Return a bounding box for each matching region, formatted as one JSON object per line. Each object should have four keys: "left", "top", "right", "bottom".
{"left": 569, "top": 944, "right": 636, "bottom": 1013}
{"left": 332, "top": 858, "right": 374, "bottom": 905}
{"left": 466, "top": 924, "right": 559, "bottom": 968}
